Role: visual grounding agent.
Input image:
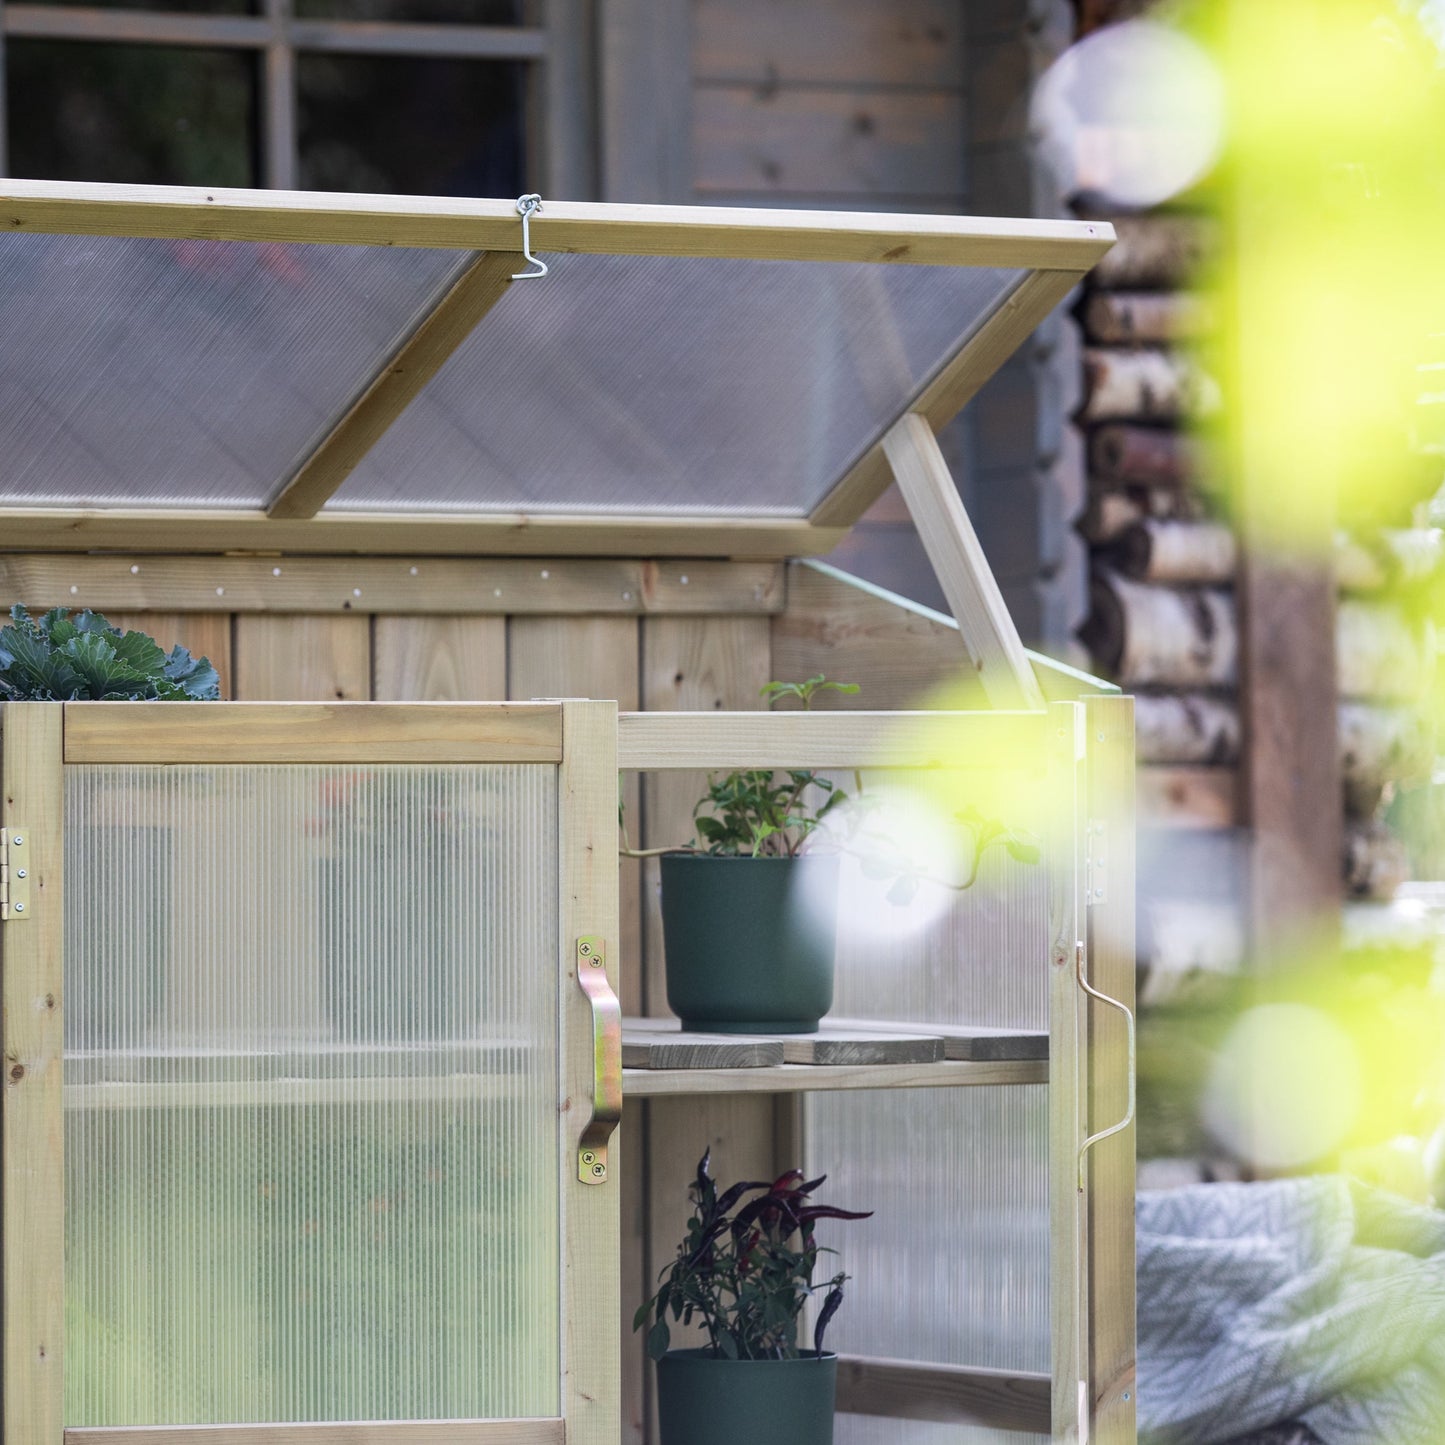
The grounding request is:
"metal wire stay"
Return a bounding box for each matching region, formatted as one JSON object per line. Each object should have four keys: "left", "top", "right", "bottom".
{"left": 511, "top": 193, "right": 548, "bottom": 280}
{"left": 1075, "top": 939, "right": 1136, "bottom": 1189}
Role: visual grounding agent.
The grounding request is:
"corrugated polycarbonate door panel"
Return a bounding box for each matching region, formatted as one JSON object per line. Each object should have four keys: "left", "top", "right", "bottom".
{"left": 63, "top": 765, "right": 560, "bottom": 1427}
{"left": 806, "top": 779, "right": 1050, "bottom": 1445}
{"left": 0, "top": 233, "right": 470, "bottom": 508}
{"left": 329, "top": 254, "right": 1026, "bottom": 516}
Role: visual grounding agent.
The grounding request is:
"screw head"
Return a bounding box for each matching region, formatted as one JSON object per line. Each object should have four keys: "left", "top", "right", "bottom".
{"left": 11, "top": 836, "right": 21, "bottom": 847}
{"left": 12, "top": 904, "right": 22, "bottom": 913}
{"left": 15, "top": 869, "right": 25, "bottom": 879}
{"left": 581, "top": 1150, "right": 595, "bottom": 1164}
{"left": 592, "top": 1163, "right": 606, "bottom": 1178}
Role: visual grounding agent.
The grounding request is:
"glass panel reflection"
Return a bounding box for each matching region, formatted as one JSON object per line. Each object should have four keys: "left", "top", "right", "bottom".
{"left": 63, "top": 764, "right": 560, "bottom": 1426}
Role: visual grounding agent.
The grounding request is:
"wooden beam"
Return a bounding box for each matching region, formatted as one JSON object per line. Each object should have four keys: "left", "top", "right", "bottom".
{"left": 0, "top": 509, "right": 844, "bottom": 559}
{"left": 835, "top": 1356, "right": 1051, "bottom": 1434}
{"left": 0, "top": 555, "right": 785, "bottom": 615}
{"left": 62, "top": 702, "right": 563, "bottom": 764}
{"left": 880, "top": 415, "right": 1046, "bottom": 710}
{"left": 1084, "top": 696, "right": 1137, "bottom": 1443}
{"left": 622, "top": 1058, "right": 1048, "bottom": 1096}
{"left": 617, "top": 708, "right": 1049, "bottom": 771}
{"left": 65, "top": 1424, "right": 565, "bottom": 1445}
{"left": 0, "top": 704, "right": 65, "bottom": 1445}
{"left": 811, "top": 269, "right": 1084, "bottom": 528}
{"left": 269, "top": 252, "right": 517, "bottom": 520}
{"left": 0, "top": 179, "right": 1116, "bottom": 269}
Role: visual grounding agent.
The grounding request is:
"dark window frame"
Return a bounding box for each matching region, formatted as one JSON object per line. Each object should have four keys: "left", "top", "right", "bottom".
{"left": 0, "top": 0, "right": 594, "bottom": 197}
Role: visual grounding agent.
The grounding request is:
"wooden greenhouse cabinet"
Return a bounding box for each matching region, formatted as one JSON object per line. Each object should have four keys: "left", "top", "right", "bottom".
{"left": 0, "top": 181, "right": 1135, "bottom": 1444}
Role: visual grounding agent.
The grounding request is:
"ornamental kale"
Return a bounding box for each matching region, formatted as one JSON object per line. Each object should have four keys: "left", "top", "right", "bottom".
{"left": 0, "top": 605, "right": 219, "bottom": 701}
{"left": 634, "top": 1148, "right": 871, "bottom": 1362}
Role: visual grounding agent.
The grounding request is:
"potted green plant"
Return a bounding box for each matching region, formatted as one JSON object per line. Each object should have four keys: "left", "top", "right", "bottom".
{"left": 635, "top": 1148, "right": 872, "bottom": 1445}
{"left": 0, "top": 606, "right": 219, "bottom": 1051}
{"left": 623, "top": 674, "right": 1041, "bottom": 1035}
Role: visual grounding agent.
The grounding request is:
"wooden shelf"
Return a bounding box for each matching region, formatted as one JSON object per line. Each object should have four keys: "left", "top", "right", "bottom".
{"left": 621, "top": 1018, "right": 1047, "bottom": 1095}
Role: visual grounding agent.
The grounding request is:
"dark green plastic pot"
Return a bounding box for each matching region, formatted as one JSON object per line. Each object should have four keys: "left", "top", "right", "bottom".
{"left": 659, "top": 853, "right": 838, "bottom": 1034}
{"left": 656, "top": 1349, "right": 837, "bottom": 1445}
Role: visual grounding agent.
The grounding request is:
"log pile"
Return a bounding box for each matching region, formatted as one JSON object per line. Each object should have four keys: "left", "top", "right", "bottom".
{"left": 1073, "top": 204, "right": 1440, "bottom": 991}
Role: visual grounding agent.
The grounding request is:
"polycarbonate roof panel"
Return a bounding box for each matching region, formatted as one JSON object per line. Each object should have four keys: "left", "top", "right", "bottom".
{"left": 0, "top": 232, "right": 470, "bottom": 509}
{"left": 327, "top": 253, "right": 1026, "bottom": 517}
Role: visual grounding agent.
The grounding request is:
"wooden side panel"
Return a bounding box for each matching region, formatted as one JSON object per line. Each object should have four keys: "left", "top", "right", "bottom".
{"left": 693, "top": 88, "right": 965, "bottom": 199}
{"left": 637, "top": 616, "right": 774, "bottom": 1442}
{"left": 1, "top": 703, "right": 65, "bottom": 1444}
{"left": 233, "top": 615, "right": 371, "bottom": 701}
{"left": 106, "top": 612, "right": 235, "bottom": 698}
{"left": 508, "top": 619, "right": 641, "bottom": 1445}
{"left": 1085, "top": 696, "right": 1137, "bottom": 1442}
{"left": 373, "top": 618, "right": 507, "bottom": 701}
{"left": 694, "top": 0, "right": 963, "bottom": 87}
{"left": 66, "top": 1424, "right": 564, "bottom": 1445}
{"left": 558, "top": 702, "right": 622, "bottom": 1445}
{"left": 771, "top": 562, "right": 981, "bottom": 709}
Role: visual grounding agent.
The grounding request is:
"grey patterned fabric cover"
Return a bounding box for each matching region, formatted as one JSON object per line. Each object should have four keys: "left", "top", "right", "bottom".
{"left": 1138, "top": 1177, "right": 1445, "bottom": 1444}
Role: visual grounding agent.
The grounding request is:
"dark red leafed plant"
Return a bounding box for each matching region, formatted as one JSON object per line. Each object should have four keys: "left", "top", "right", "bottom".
{"left": 634, "top": 1149, "right": 872, "bottom": 1362}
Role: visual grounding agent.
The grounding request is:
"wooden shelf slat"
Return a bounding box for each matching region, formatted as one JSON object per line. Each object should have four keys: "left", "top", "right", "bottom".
{"left": 622, "top": 1058, "right": 1046, "bottom": 1096}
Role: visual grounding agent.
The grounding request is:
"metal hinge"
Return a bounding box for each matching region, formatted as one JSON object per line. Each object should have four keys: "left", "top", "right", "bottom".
{"left": 0, "top": 827, "right": 31, "bottom": 923}
{"left": 1085, "top": 820, "right": 1107, "bottom": 906}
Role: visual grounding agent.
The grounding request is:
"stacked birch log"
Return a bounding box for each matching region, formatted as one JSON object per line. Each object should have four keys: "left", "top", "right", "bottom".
{"left": 1074, "top": 213, "right": 1439, "bottom": 1000}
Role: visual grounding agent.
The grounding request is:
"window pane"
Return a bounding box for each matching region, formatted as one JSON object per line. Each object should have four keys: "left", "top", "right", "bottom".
{"left": 297, "top": 53, "right": 523, "bottom": 197}
{"left": 7, "top": 41, "right": 257, "bottom": 187}
{"left": 295, "top": 0, "right": 521, "bottom": 21}
{"left": 65, "top": 764, "right": 561, "bottom": 1426}
{"left": 24, "top": 0, "right": 252, "bottom": 10}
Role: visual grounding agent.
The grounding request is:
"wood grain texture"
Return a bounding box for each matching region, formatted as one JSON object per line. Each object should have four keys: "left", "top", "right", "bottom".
{"left": 0, "top": 703, "right": 65, "bottom": 1444}
{"left": 65, "top": 1423, "right": 564, "bottom": 1444}
{"left": 1237, "top": 553, "right": 1341, "bottom": 949}
{"left": 372, "top": 618, "right": 507, "bottom": 701}
{"left": 772, "top": 560, "right": 981, "bottom": 709}
{"left": 835, "top": 1356, "right": 1051, "bottom": 1433}
{"left": 621, "top": 1026, "right": 784, "bottom": 1070}
{"left": 1085, "top": 696, "right": 1138, "bottom": 1443}
{"left": 826, "top": 1017, "right": 1048, "bottom": 1061}
{"left": 1048, "top": 702, "right": 1087, "bottom": 1442}
{"left": 557, "top": 701, "right": 621, "bottom": 1445}
{"left": 0, "top": 556, "right": 786, "bottom": 616}
{"left": 0, "top": 179, "right": 1116, "bottom": 269}
{"left": 881, "top": 415, "right": 1045, "bottom": 709}
{"left": 63, "top": 702, "right": 563, "bottom": 764}
{"left": 779, "top": 1029, "right": 943, "bottom": 1065}
{"left": 508, "top": 616, "right": 643, "bottom": 1012}
{"left": 619, "top": 709, "right": 1049, "bottom": 771}
{"left": 693, "top": 86, "right": 965, "bottom": 198}
{"left": 623, "top": 1058, "right": 1047, "bottom": 1096}
{"left": 107, "top": 611, "right": 234, "bottom": 699}
{"left": 268, "top": 252, "right": 518, "bottom": 519}
{"left": 0, "top": 510, "right": 845, "bottom": 560}
{"left": 694, "top": 0, "right": 964, "bottom": 87}
{"left": 234, "top": 615, "right": 370, "bottom": 701}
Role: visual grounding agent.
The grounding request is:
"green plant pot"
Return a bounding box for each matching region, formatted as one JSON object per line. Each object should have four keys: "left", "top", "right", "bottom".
{"left": 656, "top": 1349, "right": 837, "bottom": 1445}
{"left": 659, "top": 854, "right": 838, "bottom": 1034}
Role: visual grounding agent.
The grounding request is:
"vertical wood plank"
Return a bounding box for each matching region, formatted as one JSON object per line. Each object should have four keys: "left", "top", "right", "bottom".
{"left": 599, "top": 0, "right": 693, "bottom": 202}
{"left": 511, "top": 619, "right": 642, "bottom": 1444}
{"left": 1, "top": 702, "right": 65, "bottom": 1444}
{"left": 558, "top": 700, "right": 622, "bottom": 1445}
{"left": 373, "top": 617, "right": 507, "bottom": 701}
{"left": 107, "top": 612, "right": 235, "bottom": 699}
{"left": 638, "top": 616, "right": 775, "bottom": 1443}
{"left": 1048, "top": 700, "right": 1086, "bottom": 1443}
{"left": 1084, "top": 695, "right": 1137, "bottom": 1442}
{"left": 233, "top": 615, "right": 371, "bottom": 701}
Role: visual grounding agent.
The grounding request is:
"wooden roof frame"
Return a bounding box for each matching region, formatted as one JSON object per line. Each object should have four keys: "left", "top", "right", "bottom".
{"left": 0, "top": 180, "right": 1113, "bottom": 558}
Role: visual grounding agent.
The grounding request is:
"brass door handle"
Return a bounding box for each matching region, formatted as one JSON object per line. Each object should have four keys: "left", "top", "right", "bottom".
{"left": 576, "top": 935, "right": 622, "bottom": 1185}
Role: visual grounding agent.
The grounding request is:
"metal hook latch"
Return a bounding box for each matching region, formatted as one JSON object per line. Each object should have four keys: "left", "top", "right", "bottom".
{"left": 511, "top": 193, "right": 548, "bottom": 281}
{"left": 1075, "top": 940, "right": 1135, "bottom": 1189}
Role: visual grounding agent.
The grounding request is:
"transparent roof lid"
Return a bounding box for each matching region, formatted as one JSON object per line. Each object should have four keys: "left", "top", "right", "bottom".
{"left": 0, "top": 182, "right": 1113, "bottom": 555}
